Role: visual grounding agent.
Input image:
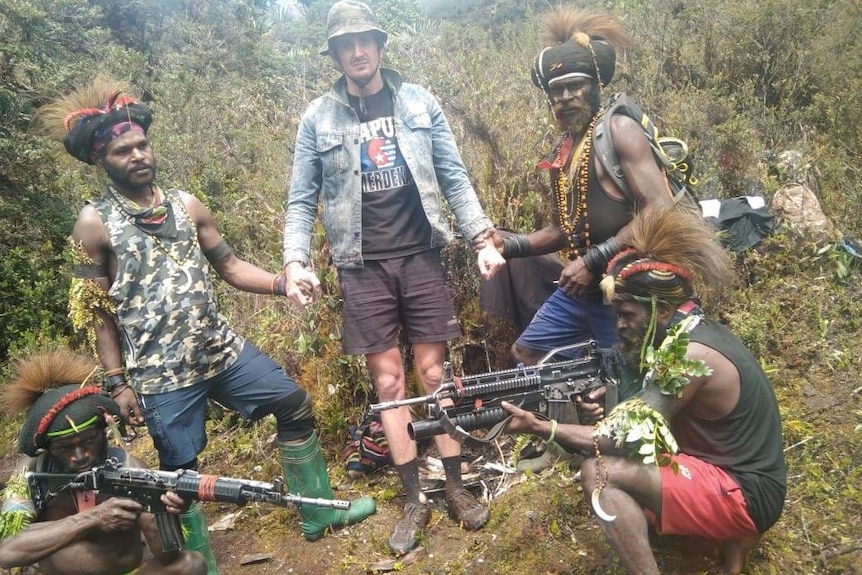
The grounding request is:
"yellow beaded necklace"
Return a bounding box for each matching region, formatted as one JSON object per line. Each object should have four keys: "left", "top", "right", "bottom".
{"left": 554, "top": 113, "right": 601, "bottom": 261}
{"left": 111, "top": 186, "right": 199, "bottom": 267}
{"left": 147, "top": 201, "right": 198, "bottom": 267}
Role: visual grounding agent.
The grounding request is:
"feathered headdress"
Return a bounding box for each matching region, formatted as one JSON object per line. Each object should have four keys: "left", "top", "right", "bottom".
{"left": 0, "top": 349, "right": 120, "bottom": 456}
{"left": 34, "top": 76, "right": 152, "bottom": 165}
{"left": 600, "top": 205, "right": 733, "bottom": 306}
{"left": 532, "top": 6, "right": 629, "bottom": 92}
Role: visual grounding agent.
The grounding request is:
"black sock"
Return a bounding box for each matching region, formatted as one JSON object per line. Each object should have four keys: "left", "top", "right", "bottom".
{"left": 442, "top": 455, "right": 462, "bottom": 488}
{"left": 394, "top": 459, "right": 422, "bottom": 505}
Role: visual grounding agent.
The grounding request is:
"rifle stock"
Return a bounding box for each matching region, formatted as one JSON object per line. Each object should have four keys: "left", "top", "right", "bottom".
{"left": 371, "top": 340, "right": 617, "bottom": 446}
{"left": 26, "top": 461, "right": 351, "bottom": 552}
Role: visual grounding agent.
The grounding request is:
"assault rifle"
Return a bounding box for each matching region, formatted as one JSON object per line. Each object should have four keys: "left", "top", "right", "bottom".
{"left": 370, "top": 340, "right": 617, "bottom": 446}
{"left": 25, "top": 458, "right": 350, "bottom": 552}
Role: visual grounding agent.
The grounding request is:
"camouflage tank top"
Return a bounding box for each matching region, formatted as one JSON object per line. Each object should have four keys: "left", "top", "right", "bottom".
{"left": 90, "top": 187, "right": 244, "bottom": 395}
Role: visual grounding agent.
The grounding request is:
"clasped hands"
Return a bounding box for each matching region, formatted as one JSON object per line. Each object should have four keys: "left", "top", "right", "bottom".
{"left": 472, "top": 228, "right": 507, "bottom": 280}
{"left": 284, "top": 261, "right": 322, "bottom": 308}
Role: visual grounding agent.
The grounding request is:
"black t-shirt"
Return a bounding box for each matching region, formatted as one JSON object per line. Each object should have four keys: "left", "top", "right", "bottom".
{"left": 349, "top": 87, "right": 432, "bottom": 259}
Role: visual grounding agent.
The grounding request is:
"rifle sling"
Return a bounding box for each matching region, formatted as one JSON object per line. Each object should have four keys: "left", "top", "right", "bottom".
{"left": 439, "top": 411, "right": 513, "bottom": 448}
{"left": 73, "top": 490, "right": 96, "bottom": 512}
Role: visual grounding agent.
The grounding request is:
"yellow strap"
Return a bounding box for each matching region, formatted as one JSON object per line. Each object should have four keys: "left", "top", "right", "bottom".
{"left": 548, "top": 419, "right": 559, "bottom": 444}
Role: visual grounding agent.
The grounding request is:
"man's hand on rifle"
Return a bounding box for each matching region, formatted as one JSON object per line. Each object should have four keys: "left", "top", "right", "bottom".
{"left": 91, "top": 498, "right": 144, "bottom": 532}
{"left": 501, "top": 401, "right": 547, "bottom": 436}
{"left": 160, "top": 490, "right": 192, "bottom": 515}
{"left": 575, "top": 386, "right": 606, "bottom": 423}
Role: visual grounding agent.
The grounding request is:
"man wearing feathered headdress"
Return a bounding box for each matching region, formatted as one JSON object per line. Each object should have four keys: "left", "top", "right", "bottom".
{"left": 34, "top": 77, "right": 376, "bottom": 572}
{"left": 0, "top": 349, "right": 207, "bottom": 574}
{"left": 501, "top": 206, "right": 787, "bottom": 574}
{"left": 484, "top": 7, "right": 674, "bottom": 377}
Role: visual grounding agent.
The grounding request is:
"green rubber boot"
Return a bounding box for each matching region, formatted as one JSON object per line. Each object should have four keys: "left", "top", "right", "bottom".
{"left": 279, "top": 430, "right": 377, "bottom": 541}
{"left": 181, "top": 502, "right": 219, "bottom": 575}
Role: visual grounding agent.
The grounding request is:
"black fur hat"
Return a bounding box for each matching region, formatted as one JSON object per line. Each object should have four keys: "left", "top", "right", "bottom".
{"left": 18, "top": 384, "right": 120, "bottom": 456}
{"left": 63, "top": 101, "right": 152, "bottom": 164}
{"left": 531, "top": 7, "right": 629, "bottom": 93}
{"left": 532, "top": 38, "right": 616, "bottom": 91}
{"left": 34, "top": 77, "right": 152, "bottom": 165}
{"left": 0, "top": 349, "right": 121, "bottom": 456}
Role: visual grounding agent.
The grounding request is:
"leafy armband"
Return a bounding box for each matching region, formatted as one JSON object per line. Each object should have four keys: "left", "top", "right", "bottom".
{"left": 0, "top": 471, "right": 36, "bottom": 540}
{"left": 68, "top": 239, "right": 116, "bottom": 350}
{"left": 593, "top": 319, "right": 712, "bottom": 468}
{"left": 589, "top": 320, "right": 710, "bottom": 522}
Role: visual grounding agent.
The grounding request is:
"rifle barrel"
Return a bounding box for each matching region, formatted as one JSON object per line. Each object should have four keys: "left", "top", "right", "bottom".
{"left": 282, "top": 495, "right": 351, "bottom": 510}
{"left": 408, "top": 407, "right": 508, "bottom": 441}
{"left": 369, "top": 395, "right": 433, "bottom": 412}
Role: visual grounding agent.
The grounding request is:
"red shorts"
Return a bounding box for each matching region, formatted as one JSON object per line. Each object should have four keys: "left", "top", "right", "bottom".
{"left": 646, "top": 453, "right": 758, "bottom": 541}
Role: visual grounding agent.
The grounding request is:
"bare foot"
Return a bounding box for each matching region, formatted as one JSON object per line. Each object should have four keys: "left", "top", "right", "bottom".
{"left": 720, "top": 534, "right": 761, "bottom": 574}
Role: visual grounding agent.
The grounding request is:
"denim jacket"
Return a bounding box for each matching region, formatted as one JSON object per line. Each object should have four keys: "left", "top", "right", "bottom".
{"left": 283, "top": 68, "right": 492, "bottom": 268}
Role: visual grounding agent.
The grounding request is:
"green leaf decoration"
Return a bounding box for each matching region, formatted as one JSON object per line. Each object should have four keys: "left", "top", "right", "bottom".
{"left": 594, "top": 319, "right": 711, "bottom": 468}
{"left": 1, "top": 471, "right": 35, "bottom": 540}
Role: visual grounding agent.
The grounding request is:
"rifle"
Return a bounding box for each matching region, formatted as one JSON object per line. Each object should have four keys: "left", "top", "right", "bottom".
{"left": 25, "top": 458, "right": 350, "bottom": 552}
{"left": 370, "top": 340, "right": 617, "bottom": 446}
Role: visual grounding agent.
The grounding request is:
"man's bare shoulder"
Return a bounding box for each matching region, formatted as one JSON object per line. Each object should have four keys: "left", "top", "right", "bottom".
{"left": 74, "top": 204, "right": 102, "bottom": 227}
{"left": 607, "top": 114, "right": 646, "bottom": 139}
{"left": 607, "top": 113, "right": 654, "bottom": 153}
{"left": 172, "top": 189, "right": 209, "bottom": 219}
{"left": 70, "top": 204, "right": 111, "bottom": 257}
{"left": 606, "top": 112, "right": 659, "bottom": 166}
{"left": 684, "top": 340, "right": 742, "bottom": 415}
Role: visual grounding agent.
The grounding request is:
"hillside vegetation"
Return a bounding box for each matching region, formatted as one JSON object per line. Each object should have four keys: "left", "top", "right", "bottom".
{"left": 0, "top": 1, "right": 860, "bottom": 573}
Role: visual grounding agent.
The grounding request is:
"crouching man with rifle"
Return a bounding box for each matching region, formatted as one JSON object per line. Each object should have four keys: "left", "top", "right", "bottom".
{"left": 25, "top": 459, "right": 351, "bottom": 557}
{"left": 0, "top": 350, "right": 352, "bottom": 575}
{"left": 502, "top": 207, "right": 786, "bottom": 575}
{"left": 0, "top": 349, "right": 208, "bottom": 575}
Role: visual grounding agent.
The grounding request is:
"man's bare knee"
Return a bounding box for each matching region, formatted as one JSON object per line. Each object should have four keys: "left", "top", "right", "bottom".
{"left": 373, "top": 372, "right": 406, "bottom": 401}
{"left": 511, "top": 343, "right": 541, "bottom": 365}
{"left": 178, "top": 551, "right": 208, "bottom": 575}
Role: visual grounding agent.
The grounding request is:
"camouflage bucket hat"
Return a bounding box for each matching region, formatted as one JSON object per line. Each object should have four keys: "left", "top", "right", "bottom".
{"left": 320, "top": 0, "right": 388, "bottom": 55}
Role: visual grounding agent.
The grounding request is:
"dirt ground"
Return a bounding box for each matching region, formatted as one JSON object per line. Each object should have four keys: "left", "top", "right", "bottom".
{"left": 199, "top": 448, "right": 731, "bottom": 575}
{"left": 0, "top": 435, "right": 756, "bottom": 575}
{"left": 2, "top": 376, "right": 860, "bottom": 575}
{"left": 2, "top": 374, "right": 860, "bottom": 575}
{"left": 2, "top": 241, "right": 861, "bottom": 574}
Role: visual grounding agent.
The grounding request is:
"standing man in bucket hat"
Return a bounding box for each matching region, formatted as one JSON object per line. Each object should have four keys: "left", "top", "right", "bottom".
{"left": 282, "top": 0, "right": 506, "bottom": 556}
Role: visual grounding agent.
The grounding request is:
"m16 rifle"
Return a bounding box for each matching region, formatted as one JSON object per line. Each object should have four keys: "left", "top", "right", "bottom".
{"left": 25, "top": 458, "right": 350, "bottom": 552}
{"left": 370, "top": 340, "right": 617, "bottom": 446}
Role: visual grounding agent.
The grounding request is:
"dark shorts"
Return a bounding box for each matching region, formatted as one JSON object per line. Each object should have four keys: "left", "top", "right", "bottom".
{"left": 138, "top": 343, "right": 299, "bottom": 467}
{"left": 646, "top": 453, "right": 758, "bottom": 540}
{"left": 515, "top": 288, "right": 618, "bottom": 358}
{"left": 339, "top": 249, "right": 461, "bottom": 355}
